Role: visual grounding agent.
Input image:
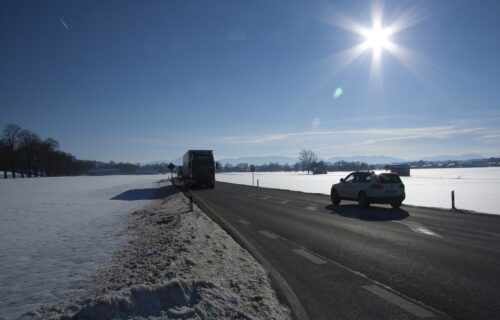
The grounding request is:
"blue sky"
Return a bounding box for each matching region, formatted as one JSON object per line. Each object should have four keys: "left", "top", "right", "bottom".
{"left": 1, "top": 0, "right": 499, "bottom": 162}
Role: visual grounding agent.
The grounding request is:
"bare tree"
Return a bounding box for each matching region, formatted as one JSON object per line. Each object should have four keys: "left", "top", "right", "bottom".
{"left": 0, "top": 140, "right": 7, "bottom": 178}
{"left": 19, "top": 130, "right": 42, "bottom": 177}
{"left": 2, "top": 124, "right": 22, "bottom": 178}
{"left": 299, "top": 149, "right": 317, "bottom": 174}
{"left": 39, "top": 138, "right": 59, "bottom": 176}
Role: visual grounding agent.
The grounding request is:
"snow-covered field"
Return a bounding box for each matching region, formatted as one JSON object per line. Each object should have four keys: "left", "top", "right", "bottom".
{"left": 216, "top": 167, "right": 500, "bottom": 215}
{"left": 23, "top": 185, "right": 289, "bottom": 319}
{"left": 0, "top": 175, "right": 167, "bottom": 318}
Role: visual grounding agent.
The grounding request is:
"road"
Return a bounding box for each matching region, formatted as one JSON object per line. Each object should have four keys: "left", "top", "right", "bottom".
{"left": 185, "top": 181, "right": 500, "bottom": 320}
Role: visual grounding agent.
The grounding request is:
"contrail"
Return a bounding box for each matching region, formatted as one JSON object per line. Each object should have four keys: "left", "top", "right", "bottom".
{"left": 59, "top": 17, "right": 69, "bottom": 30}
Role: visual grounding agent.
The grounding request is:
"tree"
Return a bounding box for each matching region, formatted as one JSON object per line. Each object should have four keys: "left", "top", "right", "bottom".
{"left": 38, "top": 138, "right": 59, "bottom": 176}
{"left": 2, "top": 124, "right": 22, "bottom": 178}
{"left": 299, "top": 149, "right": 317, "bottom": 174}
{"left": 18, "top": 130, "right": 42, "bottom": 177}
{"left": 0, "top": 140, "right": 7, "bottom": 178}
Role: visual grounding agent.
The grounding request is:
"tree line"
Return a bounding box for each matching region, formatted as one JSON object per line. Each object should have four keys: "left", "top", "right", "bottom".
{"left": 0, "top": 124, "right": 172, "bottom": 178}
{"left": 217, "top": 160, "right": 374, "bottom": 173}
{"left": 0, "top": 124, "right": 82, "bottom": 178}
{"left": 217, "top": 149, "right": 375, "bottom": 173}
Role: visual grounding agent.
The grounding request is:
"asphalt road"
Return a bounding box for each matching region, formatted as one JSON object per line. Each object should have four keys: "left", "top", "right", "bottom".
{"left": 186, "top": 181, "right": 500, "bottom": 320}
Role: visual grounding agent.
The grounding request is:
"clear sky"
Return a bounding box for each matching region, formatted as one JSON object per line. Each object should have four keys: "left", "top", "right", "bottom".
{"left": 1, "top": 0, "right": 499, "bottom": 162}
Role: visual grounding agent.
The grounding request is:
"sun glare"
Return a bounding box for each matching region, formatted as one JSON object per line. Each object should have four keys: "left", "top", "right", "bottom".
{"left": 325, "top": 2, "right": 425, "bottom": 75}
{"left": 362, "top": 25, "right": 391, "bottom": 53}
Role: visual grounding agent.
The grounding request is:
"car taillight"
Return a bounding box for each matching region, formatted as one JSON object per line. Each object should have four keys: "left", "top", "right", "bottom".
{"left": 371, "top": 183, "right": 383, "bottom": 189}
{"left": 400, "top": 184, "right": 405, "bottom": 189}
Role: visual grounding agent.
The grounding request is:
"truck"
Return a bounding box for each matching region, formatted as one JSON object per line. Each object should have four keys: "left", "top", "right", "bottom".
{"left": 182, "top": 150, "right": 215, "bottom": 188}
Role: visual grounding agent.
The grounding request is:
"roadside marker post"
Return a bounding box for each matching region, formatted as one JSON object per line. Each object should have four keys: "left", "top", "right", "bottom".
{"left": 250, "top": 165, "right": 255, "bottom": 187}
{"left": 189, "top": 190, "right": 193, "bottom": 211}
{"left": 257, "top": 179, "right": 259, "bottom": 187}
{"left": 451, "top": 190, "right": 456, "bottom": 211}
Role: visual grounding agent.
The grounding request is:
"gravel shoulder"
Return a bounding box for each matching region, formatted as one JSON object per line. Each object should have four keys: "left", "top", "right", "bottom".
{"left": 21, "top": 182, "right": 290, "bottom": 319}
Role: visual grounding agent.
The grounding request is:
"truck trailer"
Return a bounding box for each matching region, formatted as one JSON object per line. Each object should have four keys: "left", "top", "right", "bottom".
{"left": 182, "top": 150, "right": 215, "bottom": 188}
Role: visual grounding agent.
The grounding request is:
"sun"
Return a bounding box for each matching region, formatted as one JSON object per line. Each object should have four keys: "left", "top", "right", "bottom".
{"left": 361, "top": 25, "right": 391, "bottom": 54}
{"left": 324, "top": 1, "right": 426, "bottom": 73}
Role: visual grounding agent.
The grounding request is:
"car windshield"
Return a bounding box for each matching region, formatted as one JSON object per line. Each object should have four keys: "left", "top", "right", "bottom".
{"left": 377, "top": 174, "right": 402, "bottom": 184}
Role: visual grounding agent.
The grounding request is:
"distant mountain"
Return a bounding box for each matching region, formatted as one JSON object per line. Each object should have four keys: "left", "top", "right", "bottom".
{"left": 327, "top": 155, "right": 407, "bottom": 165}
{"left": 419, "top": 154, "right": 485, "bottom": 162}
{"left": 218, "top": 156, "right": 298, "bottom": 166}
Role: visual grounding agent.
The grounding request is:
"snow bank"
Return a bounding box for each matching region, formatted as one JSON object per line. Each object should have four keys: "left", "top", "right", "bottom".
{"left": 216, "top": 168, "right": 500, "bottom": 215}
{"left": 0, "top": 175, "right": 167, "bottom": 318}
{"left": 21, "top": 184, "right": 290, "bottom": 319}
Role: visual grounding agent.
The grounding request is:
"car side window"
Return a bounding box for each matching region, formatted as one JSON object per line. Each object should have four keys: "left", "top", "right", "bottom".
{"left": 360, "top": 173, "right": 371, "bottom": 183}
{"left": 353, "top": 173, "right": 371, "bottom": 183}
{"left": 345, "top": 174, "right": 355, "bottom": 183}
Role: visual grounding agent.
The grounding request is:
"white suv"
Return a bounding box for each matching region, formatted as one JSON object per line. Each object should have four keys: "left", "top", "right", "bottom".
{"left": 330, "top": 171, "right": 405, "bottom": 208}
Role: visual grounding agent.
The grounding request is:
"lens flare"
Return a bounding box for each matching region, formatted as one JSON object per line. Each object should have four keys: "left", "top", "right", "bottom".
{"left": 333, "top": 87, "right": 343, "bottom": 98}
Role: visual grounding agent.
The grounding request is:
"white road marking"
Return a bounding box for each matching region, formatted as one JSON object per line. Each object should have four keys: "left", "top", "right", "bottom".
{"left": 258, "top": 230, "right": 280, "bottom": 239}
{"left": 280, "top": 199, "right": 290, "bottom": 205}
{"left": 248, "top": 194, "right": 256, "bottom": 198}
{"left": 236, "top": 219, "right": 250, "bottom": 225}
{"left": 394, "top": 221, "right": 442, "bottom": 238}
{"left": 427, "top": 224, "right": 500, "bottom": 238}
{"left": 293, "top": 249, "right": 327, "bottom": 265}
{"left": 363, "top": 285, "right": 435, "bottom": 318}
{"left": 305, "top": 205, "right": 319, "bottom": 211}
{"left": 261, "top": 196, "right": 271, "bottom": 200}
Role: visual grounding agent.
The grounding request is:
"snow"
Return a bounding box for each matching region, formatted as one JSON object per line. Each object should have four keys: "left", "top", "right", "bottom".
{"left": 216, "top": 167, "right": 500, "bottom": 215}
{"left": 0, "top": 175, "right": 167, "bottom": 318}
{"left": 21, "top": 184, "right": 290, "bottom": 319}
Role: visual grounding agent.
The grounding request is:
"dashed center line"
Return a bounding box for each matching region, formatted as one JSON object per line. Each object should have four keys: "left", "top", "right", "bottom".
{"left": 394, "top": 221, "right": 441, "bottom": 238}
{"left": 305, "top": 205, "right": 319, "bottom": 211}
{"left": 258, "top": 230, "right": 280, "bottom": 239}
{"left": 261, "top": 196, "right": 271, "bottom": 200}
{"left": 293, "top": 249, "right": 327, "bottom": 264}
{"left": 363, "top": 285, "right": 435, "bottom": 318}
{"left": 236, "top": 219, "right": 250, "bottom": 225}
{"left": 280, "top": 199, "right": 290, "bottom": 205}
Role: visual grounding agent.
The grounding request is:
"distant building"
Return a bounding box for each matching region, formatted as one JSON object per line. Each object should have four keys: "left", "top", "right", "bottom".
{"left": 385, "top": 164, "right": 410, "bottom": 176}
{"left": 312, "top": 167, "right": 327, "bottom": 175}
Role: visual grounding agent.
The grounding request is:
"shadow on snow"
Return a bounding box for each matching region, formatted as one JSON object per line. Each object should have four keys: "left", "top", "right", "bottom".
{"left": 325, "top": 204, "right": 409, "bottom": 221}
{"left": 111, "top": 185, "right": 178, "bottom": 201}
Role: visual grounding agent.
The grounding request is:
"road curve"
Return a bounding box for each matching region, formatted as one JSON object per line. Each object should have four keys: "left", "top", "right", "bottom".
{"left": 186, "top": 182, "right": 500, "bottom": 320}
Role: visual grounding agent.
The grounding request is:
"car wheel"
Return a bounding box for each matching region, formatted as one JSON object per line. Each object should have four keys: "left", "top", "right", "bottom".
{"left": 358, "top": 192, "right": 370, "bottom": 209}
{"left": 330, "top": 187, "right": 341, "bottom": 205}
{"left": 391, "top": 201, "right": 402, "bottom": 209}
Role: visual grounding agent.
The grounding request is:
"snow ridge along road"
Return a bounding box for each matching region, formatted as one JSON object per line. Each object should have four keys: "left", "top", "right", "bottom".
{"left": 20, "top": 182, "right": 290, "bottom": 319}
{"left": 189, "top": 181, "right": 500, "bottom": 320}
